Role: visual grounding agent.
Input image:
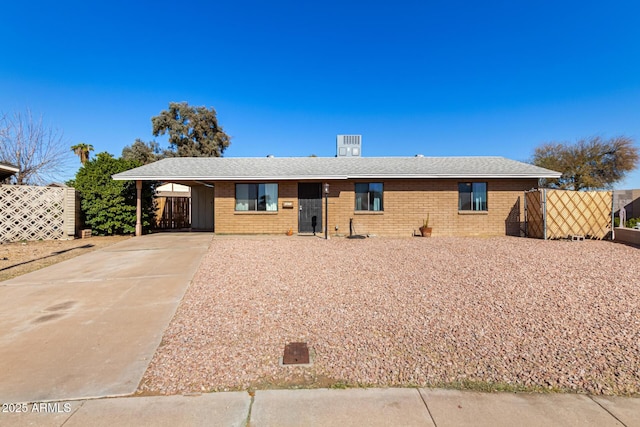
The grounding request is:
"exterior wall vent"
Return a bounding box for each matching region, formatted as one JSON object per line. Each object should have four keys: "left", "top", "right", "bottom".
{"left": 336, "top": 135, "right": 362, "bottom": 157}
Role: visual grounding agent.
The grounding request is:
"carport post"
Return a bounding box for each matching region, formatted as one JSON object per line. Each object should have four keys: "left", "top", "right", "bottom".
{"left": 136, "top": 180, "right": 142, "bottom": 237}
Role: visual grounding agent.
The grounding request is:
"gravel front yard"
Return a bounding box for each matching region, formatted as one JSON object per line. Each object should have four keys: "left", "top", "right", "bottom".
{"left": 140, "top": 236, "right": 640, "bottom": 396}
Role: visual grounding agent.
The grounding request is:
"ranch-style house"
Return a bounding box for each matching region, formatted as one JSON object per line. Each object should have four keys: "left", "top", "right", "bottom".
{"left": 113, "top": 155, "right": 561, "bottom": 237}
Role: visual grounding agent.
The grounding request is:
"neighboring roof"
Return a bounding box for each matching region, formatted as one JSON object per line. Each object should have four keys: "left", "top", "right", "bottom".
{"left": 0, "top": 162, "right": 19, "bottom": 181}
{"left": 112, "top": 156, "right": 562, "bottom": 181}
{"left": 156, "top": 182, "right": 192, "bottom": 197}
{"left": 156, "top": 182, "right": 191, "bottom": 192}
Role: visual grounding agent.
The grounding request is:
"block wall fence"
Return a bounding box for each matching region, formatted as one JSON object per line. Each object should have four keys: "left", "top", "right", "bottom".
{"left": 0, "top": 185, "right": 78, "bottom": 242}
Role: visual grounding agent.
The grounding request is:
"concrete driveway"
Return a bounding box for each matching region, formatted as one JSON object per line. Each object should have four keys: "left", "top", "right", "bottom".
{"left": 0, "top": 233, "right": 212, "bottom": 404}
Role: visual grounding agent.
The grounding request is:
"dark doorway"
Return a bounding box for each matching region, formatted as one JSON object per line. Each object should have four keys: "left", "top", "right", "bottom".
{"left": 298, "top": 183, "right": 322, "bottom": 234}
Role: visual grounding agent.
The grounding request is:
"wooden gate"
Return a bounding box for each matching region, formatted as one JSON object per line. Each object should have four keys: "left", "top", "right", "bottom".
{"left": 156, "top": 196, "right": 191, "bottom": 230}
{"left": 525, "top": 189, "right": 612, "bottom": 239}
{"left": 524, "top": 190, "right": 544, "bottom": 239}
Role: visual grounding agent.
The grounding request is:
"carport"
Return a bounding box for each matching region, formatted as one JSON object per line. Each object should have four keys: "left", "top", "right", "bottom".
{"left": 123, "top": 179, "right": 215, "bottom": 236}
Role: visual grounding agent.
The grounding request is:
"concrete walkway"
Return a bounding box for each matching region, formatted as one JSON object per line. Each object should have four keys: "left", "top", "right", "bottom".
{"left": 2, "top": 388, "right": 639, "bottom": 426}
{"left": 0, "top": 233, "right": 213, "bottom": 404}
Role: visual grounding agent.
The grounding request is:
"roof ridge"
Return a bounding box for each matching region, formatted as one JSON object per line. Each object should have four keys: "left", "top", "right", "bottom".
{"left": 161, "top": 155, "right": 509, "bottom": 160}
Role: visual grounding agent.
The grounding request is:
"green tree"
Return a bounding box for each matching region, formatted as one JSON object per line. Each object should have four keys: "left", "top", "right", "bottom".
{"left": 151, "top": 102, "right": 230, "bottom": 157}
{"left": 532, "top": 136, "right": 639, "bottom": 190}
{"left": 74, "top": 152, "right": 155, "bottom": 235}
{"left": 121, "top": 139, "right": 162, "bottom": 165}
{"left": 71, "top": 142, "right": 94, "bottom": 165}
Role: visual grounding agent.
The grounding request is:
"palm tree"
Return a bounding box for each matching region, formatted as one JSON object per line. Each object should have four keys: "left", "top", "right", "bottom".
{"left": 71, "top": 143, "right": 94, "bottom": 165}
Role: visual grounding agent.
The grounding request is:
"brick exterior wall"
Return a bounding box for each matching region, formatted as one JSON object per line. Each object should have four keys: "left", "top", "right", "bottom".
{"left": 210, "top": 178, "right": 538, "bottom": 237}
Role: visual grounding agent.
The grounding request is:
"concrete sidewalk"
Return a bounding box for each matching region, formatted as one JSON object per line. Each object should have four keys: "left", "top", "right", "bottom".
{"left": 2, "top": 388, "right": 638, "bottom": 427}
{"left": 0, "top": 233, "right": 213, "bottom": 404}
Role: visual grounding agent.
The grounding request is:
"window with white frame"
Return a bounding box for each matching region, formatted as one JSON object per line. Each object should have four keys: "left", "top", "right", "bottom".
{"left": 235, "top": 183, "right": 278, "bottom": 211}
{"left": 355, "top": 182, "right": 383, "bottom": 211}
{"left": 458, "top": 182, "right": 487, "bottom": 211}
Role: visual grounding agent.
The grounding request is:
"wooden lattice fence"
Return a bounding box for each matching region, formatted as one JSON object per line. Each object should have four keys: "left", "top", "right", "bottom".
{"left": 0, "top": 185, "right": 77, "bottom": 242}
{"left": 525, "top": 189, "right": 612, "bottom": 240}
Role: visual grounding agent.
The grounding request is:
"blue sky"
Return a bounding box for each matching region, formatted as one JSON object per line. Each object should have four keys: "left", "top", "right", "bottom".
{"left": 2, "top": 1, "right": 640, "bottom": 188}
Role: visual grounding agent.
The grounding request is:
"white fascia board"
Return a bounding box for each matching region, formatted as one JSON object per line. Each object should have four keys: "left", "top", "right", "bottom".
{"left": 112, "top": 175, "right": 350, "bottom": 181}
{"left": 346, "top": 174, "right": 562, "bottom": 179}
{"left": 227, "top": 175, "right": 350, "bottom": 181}
{"left": 0, "top": 165, "right": 19, "bottom": 173}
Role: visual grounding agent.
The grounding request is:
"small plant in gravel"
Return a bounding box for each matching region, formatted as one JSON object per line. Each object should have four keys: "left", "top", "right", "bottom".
{"left": 329, "top": 381, "right": 350, "bottom": 389}
{"left": 435, "top": 380, "right": 565, "bottom": 394}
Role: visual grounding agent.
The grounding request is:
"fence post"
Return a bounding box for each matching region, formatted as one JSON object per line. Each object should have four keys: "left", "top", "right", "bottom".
{"left": 523, "top": 191, "right": 528, "bottom": 237}
{"left": 611, "top": 191, "right": 615, "bottom": 241}
{"left": 63, "top": 188, "right": 76, "bottom": 239}
{"left": 542, "top": 188, "right": 547, "bottom": 240}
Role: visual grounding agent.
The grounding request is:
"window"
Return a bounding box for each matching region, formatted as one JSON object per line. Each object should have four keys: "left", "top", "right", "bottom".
{"left": 235, "top": 183, "right": 278, "bottom": 211}
{"left": 458, "top": 182, "right": 487, "bottom": 211}
{"left": 355, "top": 183, "right": 383, "bottom": 211}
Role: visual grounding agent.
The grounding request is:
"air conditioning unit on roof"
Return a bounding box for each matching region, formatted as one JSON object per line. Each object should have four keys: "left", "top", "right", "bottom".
{"left": 336, "top": 135, "right": 362, "bottom": 157}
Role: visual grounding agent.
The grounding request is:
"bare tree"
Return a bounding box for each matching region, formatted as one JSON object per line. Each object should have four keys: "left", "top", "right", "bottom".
{"left": 0, "top": 109, "right": 70, "bottom": 185}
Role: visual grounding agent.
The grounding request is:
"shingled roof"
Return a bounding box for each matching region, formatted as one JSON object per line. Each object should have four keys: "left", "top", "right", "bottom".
{"left": 112, "top": 156, "right": 561, "bottom": 181}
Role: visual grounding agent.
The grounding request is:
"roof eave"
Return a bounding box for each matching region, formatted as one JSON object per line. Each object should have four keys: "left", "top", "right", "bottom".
{"left": 347, "top": 174, "right": 561, "bottom": 179}
{"left": 112, "top": 173, "right": 561, "bottom": 181}
{"left": 112, "top": 175, "right": 351, "bottom": 181}
{"left": 0, "top": 163, "right": 19, "bottom": 174}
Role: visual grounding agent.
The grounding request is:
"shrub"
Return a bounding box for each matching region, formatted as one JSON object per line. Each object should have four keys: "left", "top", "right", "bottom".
{"left": 73, "top": 152, "right": 155, "bottom": 235}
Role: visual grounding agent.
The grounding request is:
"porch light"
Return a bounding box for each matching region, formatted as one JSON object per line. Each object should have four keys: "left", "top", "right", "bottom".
{"left": 324, "top": 183, "right": 330, "bottom": 194}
